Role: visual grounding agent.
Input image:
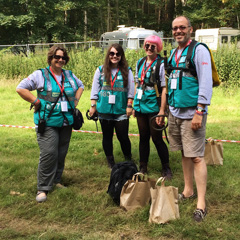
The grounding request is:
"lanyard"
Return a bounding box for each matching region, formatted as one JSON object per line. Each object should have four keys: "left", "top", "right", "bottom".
{"left": 140, "top": 56, "right": 157, "bottom": 84}
{"left": 50, "top": 67, "right": 65, "bottom": 94}
{"left": 174, "top": 40, "right": 192, "bottom": 67}
{"left": 110, "top": 69, "right": 119, "bottom": 90}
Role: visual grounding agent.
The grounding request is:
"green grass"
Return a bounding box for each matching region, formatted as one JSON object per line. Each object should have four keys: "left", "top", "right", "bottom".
{"left": 0, "top": 82, "right": 240, "bottom": 240}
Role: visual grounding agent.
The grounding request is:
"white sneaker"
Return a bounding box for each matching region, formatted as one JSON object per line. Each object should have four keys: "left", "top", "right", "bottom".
{"left": 36, "top": 191, "right": 47, "bottom": 203}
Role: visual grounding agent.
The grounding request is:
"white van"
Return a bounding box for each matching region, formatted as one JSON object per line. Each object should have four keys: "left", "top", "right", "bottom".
{"left": 100, "top": 25, "right": 163, "bottom": 50}
{"left": 195, "top": 27, "right": 240, "bottom": 50}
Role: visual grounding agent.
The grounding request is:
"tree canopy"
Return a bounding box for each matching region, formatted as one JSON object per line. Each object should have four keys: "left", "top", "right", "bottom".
{"left": 0, "top": 0, "right": 239, "bottom": 44}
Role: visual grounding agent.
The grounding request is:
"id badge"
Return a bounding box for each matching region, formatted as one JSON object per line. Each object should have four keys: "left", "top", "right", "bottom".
{"left": 109, "top": 95, "right": 116, "bottom": 104}
{"left": 61, "top": 101, "right": 68, "bottom": 112}
{"left": 171, "top": 79, "right": 177, "bottom": 90}
{"left": 137, "top": 89, "right": 143, "bottom": 99}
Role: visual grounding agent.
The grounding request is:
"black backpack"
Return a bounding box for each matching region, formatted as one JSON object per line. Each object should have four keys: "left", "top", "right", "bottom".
{"left": 107, "top": 161, "right": 138, "bottom": 204}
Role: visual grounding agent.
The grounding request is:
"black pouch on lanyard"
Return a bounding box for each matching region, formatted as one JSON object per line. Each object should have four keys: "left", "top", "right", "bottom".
{"left": 38, "top": 119, "right": 46, "bottom": 134}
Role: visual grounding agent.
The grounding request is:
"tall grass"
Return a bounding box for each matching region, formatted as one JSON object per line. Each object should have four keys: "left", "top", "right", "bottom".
{"left": 1, "top": 43, "right": 239, "bottom": 89}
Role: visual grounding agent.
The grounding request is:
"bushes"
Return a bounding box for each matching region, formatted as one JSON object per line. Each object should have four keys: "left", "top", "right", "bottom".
{"left": 1, "top": 44, "right": 239, "bottom": 89}
{"left": 213, "top": 43, "right": 240, "bottom": 88}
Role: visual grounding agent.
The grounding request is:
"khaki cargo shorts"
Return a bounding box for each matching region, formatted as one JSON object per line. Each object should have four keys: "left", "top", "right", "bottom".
{"left": 168, "top": 112, "right": 207, "bottom": 158}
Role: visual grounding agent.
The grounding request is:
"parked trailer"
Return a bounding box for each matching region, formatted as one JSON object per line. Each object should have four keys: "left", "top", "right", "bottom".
{"left": 195, "top": 27, "right": 240, "bottom": 50}
{"left": 100, "top": 25, "right": 163, "bottom": 50}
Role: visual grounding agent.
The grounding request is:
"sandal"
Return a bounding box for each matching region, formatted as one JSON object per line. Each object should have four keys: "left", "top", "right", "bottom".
{"left": 178, "top": 193, "right": 196, "bottom": 201}
{"left": 193, "top": 208, "right": 207, "bottom": 222}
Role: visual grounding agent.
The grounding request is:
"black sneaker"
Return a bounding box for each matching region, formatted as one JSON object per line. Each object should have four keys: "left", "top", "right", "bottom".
{"left": 162, "top": 167, "right": 173, "bottom": 180}
{"left": 193, "top": 208, "right": 207, "bottom": 222}
{"left": 178, "top": 193, "right": 196, "bottom": 201}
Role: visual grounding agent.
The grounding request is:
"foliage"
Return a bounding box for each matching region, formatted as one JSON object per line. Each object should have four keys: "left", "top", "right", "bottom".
{"left": 212, "top": 43, "right": 240, "bottom": 88}
{"left": 0, "top": 44, "right": 239, "bottom": 89}
{"left": 0, "top": 0, "right": 239, "bottom": 44}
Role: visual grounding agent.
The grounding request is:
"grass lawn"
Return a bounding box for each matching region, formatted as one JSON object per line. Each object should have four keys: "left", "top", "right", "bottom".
{"left": 0, "top": 81, "right": 240, "bottom": 240}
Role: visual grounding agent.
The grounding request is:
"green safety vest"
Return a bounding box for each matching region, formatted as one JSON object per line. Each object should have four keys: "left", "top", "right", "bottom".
{"left": 168, "top": 44, "right": 200, "bottom": 108}
{"left": 133, "top": 56, "right": 161, "bottom": 113}
{"left": 34, "top": 66, "right": 78, "bottom": 127}
{"left": 96, "top": 66, "right": 128, "bottom": 115}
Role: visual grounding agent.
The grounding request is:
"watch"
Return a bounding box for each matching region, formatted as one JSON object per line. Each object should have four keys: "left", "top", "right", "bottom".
{"left": 91, "top": 104, "right": 96, "bottom": 107}
{"left": 196, "top": 106, "right": 206, "bottom": 113}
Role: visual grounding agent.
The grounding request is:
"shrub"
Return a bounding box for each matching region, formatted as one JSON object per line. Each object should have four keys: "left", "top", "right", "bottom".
{"left": 1, "top": 43, "right": 239, "bottom": 89}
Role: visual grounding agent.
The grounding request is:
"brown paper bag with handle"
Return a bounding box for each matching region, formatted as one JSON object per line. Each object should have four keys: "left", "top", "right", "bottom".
{"left": 149, "top": 177, "right": 180, "bottom": 224}
{"left": 204, "top": 138, "right": 223, "bottom": 165}
{"left": 120, "top": 173, "right": 156, "bottom": 211}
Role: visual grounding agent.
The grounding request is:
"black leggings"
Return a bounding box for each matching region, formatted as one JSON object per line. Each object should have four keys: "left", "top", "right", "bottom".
{"left": 136, "top": 112, "right": 169, "bottom": 167}
{"left": 100, "top": 119, "right": 131, "bottom": 157}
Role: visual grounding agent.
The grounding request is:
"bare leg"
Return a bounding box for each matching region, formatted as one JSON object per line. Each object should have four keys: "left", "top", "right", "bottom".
{"left": 193, "top": 157, "right": 207, "bottom": 210}
{"left": 182, "top": 155, "right": 194, "bottom": 197}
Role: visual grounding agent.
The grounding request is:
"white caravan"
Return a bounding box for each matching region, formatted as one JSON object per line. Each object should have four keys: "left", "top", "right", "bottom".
{"left": 100, "top": 25, "right": 163, "bottom": 50}
{"left": 195, "top": 27, "right": 240, "bottom": 50}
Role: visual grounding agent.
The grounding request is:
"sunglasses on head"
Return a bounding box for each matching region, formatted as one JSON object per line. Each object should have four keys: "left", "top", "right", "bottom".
{"left": 172, "top": 26, "right": 189, "bottom": 31}
{"left": 145, "top": 44, "right": 156, "bottom": 51}
{"left": 53, "top": 55, "right": 67, "bottom": 61}
{"left": 109, "top": 51, "right": 121, "bottom": 57}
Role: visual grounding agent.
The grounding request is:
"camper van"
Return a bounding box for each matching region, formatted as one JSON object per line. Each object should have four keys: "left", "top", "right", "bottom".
{"left": 195, "top": 27, "right": 240, "bottom": 50}
{"left": 100, "top": 25, "right": 163, "bottom": 50}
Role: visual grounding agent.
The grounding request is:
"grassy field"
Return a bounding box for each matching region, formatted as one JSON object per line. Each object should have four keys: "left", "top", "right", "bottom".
{"left": 0, "top": 81, "right": 240, "bottom": 240}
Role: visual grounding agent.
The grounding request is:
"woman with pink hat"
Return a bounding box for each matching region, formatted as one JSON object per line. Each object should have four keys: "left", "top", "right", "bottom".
{"left": 133, "top": 35, "right": 172, "bottom": 178}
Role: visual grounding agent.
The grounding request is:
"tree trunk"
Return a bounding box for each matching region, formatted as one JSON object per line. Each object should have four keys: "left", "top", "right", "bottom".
{"left": 84, "top": 10, "right": 87, "bottom": 42}
{"left": 116, "top": 0, "right": 119, "bottom": 26}
{"left": 107, "top": 0, "right": 111, "bottom": 31}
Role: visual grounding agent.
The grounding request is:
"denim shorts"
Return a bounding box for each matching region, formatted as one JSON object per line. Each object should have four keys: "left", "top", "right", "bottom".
{"left": 98, "top": 113, "right": 128, "bottom": 121}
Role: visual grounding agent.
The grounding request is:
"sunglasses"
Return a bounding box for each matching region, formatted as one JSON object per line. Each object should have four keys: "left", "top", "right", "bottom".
{"left": 172, "top": 26, "right": 189, "bottom": 31}
{"left": 145, "top": 44, "right": 156, "bottom": 51}
{"left": 53, "top": 55, "right": 67, "bottom": 61}
{"left": 109, "top": 51, "right": 121, "bottom": 57}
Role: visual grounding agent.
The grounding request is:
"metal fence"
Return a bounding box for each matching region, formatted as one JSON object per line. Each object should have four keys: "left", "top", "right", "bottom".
{"left": 0, "top": 38, "right": 175, "bottom": 57}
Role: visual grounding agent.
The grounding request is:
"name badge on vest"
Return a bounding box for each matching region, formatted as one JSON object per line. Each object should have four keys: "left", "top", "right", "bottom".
{"left": 137, "top": 89, "right": 143, "bottom": 99}
{"left": 109, "top": 95, "right": 116, "bottom": 104}
{"left": 179, "top": 56, "right": 186, "bottom": 63}
{"left": 171, "top": 79, "right": 177, "bottom": 90}
{"left": 61, "top": 101, "right": 68, "bottom": 112}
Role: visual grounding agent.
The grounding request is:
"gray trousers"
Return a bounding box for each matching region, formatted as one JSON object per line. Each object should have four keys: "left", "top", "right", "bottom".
{"left": 36, "top": 126, "right": 72, "bottom": 191}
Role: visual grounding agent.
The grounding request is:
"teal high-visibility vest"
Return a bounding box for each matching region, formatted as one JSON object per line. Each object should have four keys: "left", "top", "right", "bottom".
{"left": 133, "top": 56, "right": 161, "bottom": 113}
{"left": 34, "top": 67, "right": 78, "bottom": 127}
{"left": 168, "top": 44, "right": 200, "bottom": 108}
{"left": 96, "top": 66, "right": 128, "bottom": 115}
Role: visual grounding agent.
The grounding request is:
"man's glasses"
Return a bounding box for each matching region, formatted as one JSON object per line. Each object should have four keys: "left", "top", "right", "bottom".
{"left": 53, "top": 55, "right": 67, "bottom": 61}
{"left": 145, "top": 44, "right": 156, "bottom": 51}
{"left": 172, "top": 26, "right": 190, "bottom": 31}
{"left": 109, "top": 51, "right": 121, "bottom": 57}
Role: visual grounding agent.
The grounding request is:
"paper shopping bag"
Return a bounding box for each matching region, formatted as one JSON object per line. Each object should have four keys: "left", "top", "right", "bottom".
{"left": 120, "top": 173, "right": 156, "bottom": 211}
{"left": 149, "top": 177, "right": 180, "bottom": 224}
{"left": 204, "top": 138, "right": 223, "bottom": 165}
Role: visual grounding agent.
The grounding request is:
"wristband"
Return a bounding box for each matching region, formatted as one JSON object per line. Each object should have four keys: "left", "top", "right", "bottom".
{"left": 195, "top": 110, "right": 203, "bottom": 116}
{"left": 91, "top": 104, "right": 96, "bottom": 107}
{"left": 33, "top": 98, "right": 38, "bottom": 104}
{"left": 34, "top": 98, "right": 40, "bottom": 105}
{"left": 127, "top": 105, "right": 132, "bottom": 108}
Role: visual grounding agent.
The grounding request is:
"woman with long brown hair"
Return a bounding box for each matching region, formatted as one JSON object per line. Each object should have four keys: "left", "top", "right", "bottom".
{"left": 89, "top": 43, "right": 135, "bottom": 168}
